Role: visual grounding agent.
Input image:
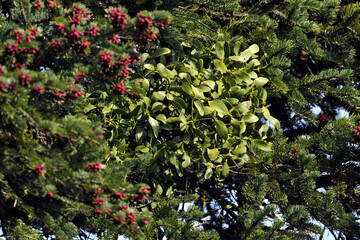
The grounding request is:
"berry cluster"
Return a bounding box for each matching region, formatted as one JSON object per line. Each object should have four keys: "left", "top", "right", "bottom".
{"left": 99, "top": 51, "right": 113, "bottom": 68}
{"left": 6, "top": 83, "right": 15, "bottom": 92}
{"left": 34, "top": 164, "right": 45, "bottom": 175}
{"left": 18, "top": 72, "right": 31, "bottom": 86}
{"left": 114, "top": 82, "right": 128, "bottom": 95}
{"left": 54, "top": 23, "right": 66, "bottom": 35}
{"left": 32, "top": 86, "right": 45, "bottom": 94}
{"left": 93, "top": 197, "right": 105, "bottom": 206}
{"left": 48, "top": 0, "right": 60, "bottom": 9}
{"left": 317, "top": 113, "right": 330, "bottom": 123}
{"left": 50, "top": 39, "right": 62, "bottom": 52}
{"left": 4, "top": 29, "right": 39, "bottom": 70}
{"left": 0, "top": 66, "right": 4, "bottom": 77}
{"left": 291, "top": 147, "right": 299, "bottom": 155}
{"left": 136, "top": 13, "right": 152, "bottom": 29}
{"left": 107, "top": 8, "right": 127, "bottom": 29}
{"left": 30, "top": 28, "right": 38, "bottom": 37}
{"left": 129, "top": 186, "right": 151, "bottom": 201}
{"left": 67, "top": 27, "right": 82, "bottom": 42}
{"left": 73, "top": 40, "right": 90, "bottom": 54}
{"left": 112, "top": 191, "right": 126, "bottom": 200}
{"left": 353, "top": 126, "right": 360, "bottom": 141}
{"left": 5, "top": 43, "right": 19, "bottom": 55}
{"left": 88, "top": 162, "right": 101, "bottom": 172}
{"left": 13, "top": 30, "right": 24, "bottom": 43}
{"left": 136, "top": 29, "right": 157, "bottom": 45}
{"left": 84, "top": 26, "right": 99, "bottom": 37}
{"left": 52, "top": 92, "right": 65, "bottom": 100}
{"left": 153, "top": 17, "right": 171, "bottom": 27}
{"left": 73, "top": 72, "right": 85, "bottom": 83}
{"left": 92, "top": 188, "right": 101, "bottom": 195}
{"left": 107, "top": 34, "right": 120, "bottom": 44}
{"left": 66, "top": 88, "right": 85, "bottom": 99}
{"left": 0, "top": 82, "right": 6, "bottom": 91}
{"left": 69, "top": 5, "right": 86, "bottom": 26}
{"left": 33, "top": 0, "right": 42, "bottom": 10}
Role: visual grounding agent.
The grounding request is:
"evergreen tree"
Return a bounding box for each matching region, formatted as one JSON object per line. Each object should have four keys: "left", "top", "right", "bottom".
{"left": 100, "top": 0, "right": 360, "bottom": 239}
{"left": 0, "top": 1, "right": 170, "bottom": 238}
{"left": 3, "top": 0, "right": 360, "bottom": 239}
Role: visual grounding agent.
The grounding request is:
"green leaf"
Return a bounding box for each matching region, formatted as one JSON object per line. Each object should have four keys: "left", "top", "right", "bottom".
{"left": 166, "top": 186, "right": 173, "bottom": 198}
{"left": 194, "top": 100, "right": 205, "bottom": 116}
{"left": 175, "top": 159, "right": 183, "bottom": 177}
{"left": 172, "top": 97, "right": 187, "bottom": 110}
{"left": 153, "top": 148, "right": 165, "bottom": 161}
{"left": 249, "top": 44, "right": 260, "bottom": 54}
{"left": 157, "top": 63, "right": 170, "bottom": 77}
{"left": 242, "top": 113, "right": 259, "bottom": 123}
{"left": 235, "top": 101, "right": 251, "bottom": 113}
{"left": 234, "top": 70, "right": 251, "bottom": 84}
{"left": 102, "top": 107, "right": 111, "bottom": 115}
{"left": 84, "top": 105, "right": 96, "bottom": 113}
{"left": 229, "top": 55, "right": 247, "bottom": 62}
{"left": 209, "top": 99, "right": 229, "bottom": 118}
{"left": 182, "top": 79, "right": 193, "bottom": 96}
{"left": 240, "top": 122, "right": 246, "bottom": 134}
{"left": 215, "top": 42, "right": 225, "bottom": 59}
{"left": 151, "top": 102, "right": 166, "bottom": 113}
{"left": 182, "top": 153, "right": 191, "bottom": 168}
{"left": 239, "top": 49, "right": 252, "bottom": 62}
{"left": 253, "top": 139, "right": 272, "bottom": 152}
{"left": 213, "top": 59, "right": 227, "bottom": 73}
{"left": 144, "top": 64, "right": 155, "bottom": 71}
{"left": 231, "top": 118, "right": 241, "bottom": 133}
{"left": 152, "top": 47, "right": 171, "bottom": 58}
{"left": 155, "top": 184, "right": 163, "bottom": 195}
{"left": 222, "top": 160, "right": 229, "bottom": 177}
{"left": 234, "top": 41, "right": 241, "bottom": 55}
{"left": 233, "top": 146, "right": 247, "bottom": 155}
{"left": 262, "top": 106, "right": 280, "bottom": 129}
{"left": 205, "top": 168, "right": 213, "bottom": 180}
{"left": 149, "top": 116, "right": 160, "bottom": 138}
{"left": 135, "top": 127, "right": 146, "bottom": 144}
{"left": 156, "top": 114, "right": 167, "bottom": 124}
{"left": 224, "top": 42, "right": 230, "bottom": 58}
{"left": 215, "top": 120, "right": 228, "bottom": 140}
{"left": 253, "top": 77, "right": 269, "bottom": 88}
{"left": 192, "top": 85, "right": 205, "bottom": 99}
{"left": 207, "top": 148, "right": 219, "bottom": 161}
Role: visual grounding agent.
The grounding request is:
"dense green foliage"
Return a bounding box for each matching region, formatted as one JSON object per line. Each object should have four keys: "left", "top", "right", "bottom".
{"left": 2, "top": 0, "right": 360, "bottom": 240}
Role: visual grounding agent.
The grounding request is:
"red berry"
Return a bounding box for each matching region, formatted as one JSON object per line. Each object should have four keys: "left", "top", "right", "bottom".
{"left": 34, "top": 164, "right": 45, "bottom": 175}
{"left": 291, "top": 147, "right": 299, "bottom": 155}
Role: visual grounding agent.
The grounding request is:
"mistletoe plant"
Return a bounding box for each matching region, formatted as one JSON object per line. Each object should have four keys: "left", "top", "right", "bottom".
{"left": 0, "top": 0, "right": 170, "bottom": 239}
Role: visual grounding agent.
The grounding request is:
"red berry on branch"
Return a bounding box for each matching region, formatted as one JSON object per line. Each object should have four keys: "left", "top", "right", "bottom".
{"left": 87, "top": 162, "right": 101, "bottom": 172}
{"left": 107, "top": 8, "right": 127, "bottom": 29}
{"left": 93, "top": 208, "right": 104, "bottom": 215}
{"left": 114, "top": 82, "right": 128, "bottom": 95}
{"left": 50, "top": 39, "right": 62, "bottom": 52}
{"left": 34, "top": 0, "right": 42, "bottom": 10}
{"left": 18, "top": 72, "right": 31, "bottom": 86}
{"left": 32, "top": 86, "right": 45, "bottom": 94}
{"left": 34, "top": 164, "right": 45, "bottom": 175}
{"left": 93, "top": 197, "right": 105, "bottom": 206}
{"left": 84, "top": 26, "right": 99, "bottom": 37}
{"left": 291, "top": 147, "right": 299, "bottom": 155}
{"left": 317, "top": 114, "right": 330, "bottom": 123}
{"left": 54, "top": 23, "right": 66, "bottom": 35}
{"left": 0, "top": 66, "right": 4, "bottom": 77}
